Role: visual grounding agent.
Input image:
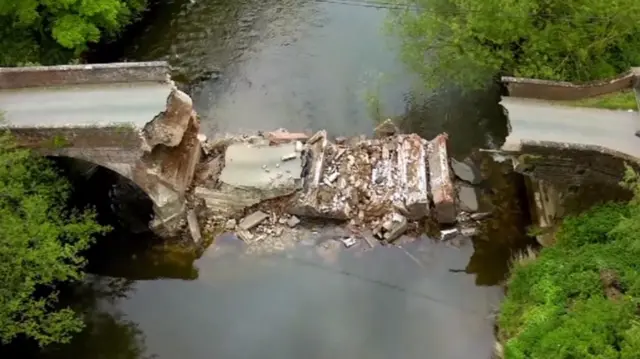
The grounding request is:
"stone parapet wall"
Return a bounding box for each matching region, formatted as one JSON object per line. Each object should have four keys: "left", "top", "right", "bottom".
{"left": 9, "top": 126, "right": 143, "bottom": 150}
{"left": 503, "top": 140, "right": 640, "bottom": 186}
{"left": 0, "top": 62, "right": 170, "bottom": 89}
{"left": 502, "top": 71, "right": 636, "bottom": 101}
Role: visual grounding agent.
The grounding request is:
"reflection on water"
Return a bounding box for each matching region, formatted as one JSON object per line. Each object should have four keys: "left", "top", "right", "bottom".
{"left": 38, "top": 235, "right": 503, "bottom": 359}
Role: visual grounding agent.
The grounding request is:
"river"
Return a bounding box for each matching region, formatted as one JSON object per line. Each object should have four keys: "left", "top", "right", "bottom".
{"left": 25, "top": 0, "right": 532, "bottom": 358}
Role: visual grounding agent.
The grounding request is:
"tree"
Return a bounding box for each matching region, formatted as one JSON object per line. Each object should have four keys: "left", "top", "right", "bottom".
{"left": 0, "top": 131, "right": 107, "bottom": 346}
{"left": 0, "top": 0, "right": 147, "bottom": 66}
{"left": 389, "top": 0, "right": 640, "bottom": 88}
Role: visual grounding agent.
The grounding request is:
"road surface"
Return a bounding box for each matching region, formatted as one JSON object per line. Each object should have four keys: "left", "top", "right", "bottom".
{"left": 0, "top": 82, "right": 173, "bottom": 127}
{"left": 501, "top": 97, "right": 640, "bottom": 157}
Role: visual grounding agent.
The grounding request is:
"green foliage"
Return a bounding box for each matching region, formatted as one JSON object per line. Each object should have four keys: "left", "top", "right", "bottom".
{"left": 0, "top": 131, "right": 107, "bottom": 346}
{"left": 388, "top": 0, "right": 640, "bottom": 89}
{"left": 0, "top": 0, "right": 147, "bottom": 66}
{"left": 498, "top": 169, "right": 640, "bottom": 358}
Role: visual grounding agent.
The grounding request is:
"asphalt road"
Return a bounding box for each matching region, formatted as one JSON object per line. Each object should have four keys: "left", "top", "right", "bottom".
{"left": 501, "top": 97, "right": 640, "bottom": 157}
{"left": 0, "top": 82, "right": 173, "bottom": 127}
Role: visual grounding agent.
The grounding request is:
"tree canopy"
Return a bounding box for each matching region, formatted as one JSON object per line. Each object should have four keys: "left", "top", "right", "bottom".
{"left": 0, "top": 0, "right": 146, "bottom": 66}
{"left": 389, "top": 0, "right": 640, "bottom": 88}
{"left": 0, "top": 131, "right": 107, "bottom": 346}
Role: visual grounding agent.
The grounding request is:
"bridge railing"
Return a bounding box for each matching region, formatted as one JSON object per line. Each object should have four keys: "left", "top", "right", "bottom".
{"left": 501, "top": 68, "right": 640, "bottom": 106}
{"left": 0, "top": 61, "right": 171, "bottom": 89}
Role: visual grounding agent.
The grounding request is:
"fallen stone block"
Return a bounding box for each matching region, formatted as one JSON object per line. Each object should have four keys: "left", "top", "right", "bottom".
{"left": 186, "top": 209, "right": 202, "bottom": 244}
{"left": 239, "top": 210, "right": 269, "bottom": 230}
{"left": 225, "top": 218, "right": 237, "bottom": 230}
{"left": 397, "top": 134, "right": 430, "bottom": 220}
{"left": 236, "top": 229, "right": 253, "bottom": 242}
{"left": 428, "top": 134, "right": 456, "bottom": 224}
{"left": 374, "top": 119, "right": 399, "bottom": 138}
{"left": 266, "top": 130, "right": 309, "bottom": 145}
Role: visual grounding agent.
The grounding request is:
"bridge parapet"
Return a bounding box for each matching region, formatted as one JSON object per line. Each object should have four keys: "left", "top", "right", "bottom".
{"left": 0, "top": 61, "right": 170, "bottom": 89}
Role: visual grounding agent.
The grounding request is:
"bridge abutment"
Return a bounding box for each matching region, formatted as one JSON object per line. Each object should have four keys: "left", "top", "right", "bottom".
{"left": 7, "top": 89, "right": 202, "bottom": 238}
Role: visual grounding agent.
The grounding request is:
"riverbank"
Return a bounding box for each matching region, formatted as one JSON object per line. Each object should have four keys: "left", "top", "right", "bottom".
{"left": 496, "top": 170, "right": 640, "bottom": 358}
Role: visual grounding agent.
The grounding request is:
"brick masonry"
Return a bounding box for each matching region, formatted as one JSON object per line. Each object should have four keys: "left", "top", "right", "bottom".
{"left": 0, "top": 61, "right": 170, "bottom": 89}
{"left": 503, "top": 140, "right": 640, "bottom": 186}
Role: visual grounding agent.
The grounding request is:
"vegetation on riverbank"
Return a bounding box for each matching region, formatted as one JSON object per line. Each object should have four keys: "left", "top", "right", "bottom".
{"left": 0, "top": 130, "right": 107, "bottom": 346}
{"left": 389, "top": 0, "right": 640, "bottom": 89}
{"left": 0, "top": 0, "right": 147, "bottom": 66}
{"left": 498, "top": 169, "right": 640, "bottom": 358}
{"left": 562, "top": 90, "right": 638, "bottom": 111}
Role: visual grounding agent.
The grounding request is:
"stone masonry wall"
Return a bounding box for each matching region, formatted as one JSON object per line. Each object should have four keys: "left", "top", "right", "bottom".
{"left": 504, "top": 140, "right": 640, "bottom": 186}
{"left": 502, "top": 71, "right": 636, "bottom": 101}
{"left": 0, "top": 62, "right": 170, "bottom": 89}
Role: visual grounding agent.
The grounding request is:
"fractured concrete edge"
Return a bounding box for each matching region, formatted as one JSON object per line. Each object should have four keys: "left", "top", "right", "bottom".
{"left": 428, "top": 134, "right": 456, "bottom": 224}
{"left": 398, "top": 134, "right": 430, "bottom": 220}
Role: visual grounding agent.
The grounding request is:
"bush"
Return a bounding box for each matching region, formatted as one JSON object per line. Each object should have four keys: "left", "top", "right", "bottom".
{"left": 498, "top": 196, "right": 640, "bottom": 358}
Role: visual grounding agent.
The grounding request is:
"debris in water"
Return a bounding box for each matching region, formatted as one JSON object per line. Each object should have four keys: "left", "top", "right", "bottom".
{"left": 281, "top": 153, "right": 298, "bottom": 161}
{"left": 440, "top": 228, "right": 459, "bottom": 241}
{"left": 187, "top": 210, "right": 202, "bottom": 244}
{"left": 225, "top": 218, "right": 237, "bottom": 230}
{"left": 471, "top": 212, "right": 491, "bottom": 221}
{"left": 239, "top": 210, "right": 269, "bottom": 230}
{"left": 339, "top": 236, "right": 357, "bottom": 248}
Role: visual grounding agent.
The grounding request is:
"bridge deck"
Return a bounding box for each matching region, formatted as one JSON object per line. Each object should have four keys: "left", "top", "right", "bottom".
{"left": 501, "top": 97, "right": 640, "bottom": 157}
{"left": 0, "top": 81, "right": 173, "bottom": 127}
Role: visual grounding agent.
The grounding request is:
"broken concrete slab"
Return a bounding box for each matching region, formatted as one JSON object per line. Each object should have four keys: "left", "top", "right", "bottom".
{"left": 458, "top": 184, "right": 479, "bottom": 212}
{"left": 428, "top": 134, "right": 456, "bottom": 224}
{"left": 451, "top": 158, "right": 482, "bottom": 184}
{"left": 196, "top": 142, "right": 302, "bottom": 215}
{"left": 239, "top": 210, "right": 269, "bottom": 230}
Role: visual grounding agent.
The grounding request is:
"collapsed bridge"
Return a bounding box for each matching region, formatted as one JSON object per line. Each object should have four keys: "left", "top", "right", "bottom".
{"left": 192, "top": 121, "right": 481, "bottom": 245}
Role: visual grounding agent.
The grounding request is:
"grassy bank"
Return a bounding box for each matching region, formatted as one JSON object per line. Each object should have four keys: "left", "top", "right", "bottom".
{"left": 561, "top": 90, "right": 638, "bottom": 111}
{"left": 497, "top": 171, "right": 640, "bottom": 358}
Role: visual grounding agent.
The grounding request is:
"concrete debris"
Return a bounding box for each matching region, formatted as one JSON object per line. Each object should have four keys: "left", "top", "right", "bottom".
{"left": 141, "top": 89, "right": 194, "bottom": 151}
{"left": 374, "top": 119, "right": 399, "bottom": 138}
{"left": 471, "top": 212, "right": 491, "bottom": 221}
{"left": 239, "top": 210, "right": 269, "bottom": 230}
{"left": 339, "top": 236, "right": 357, "bottom": 248}
{"left": 381, "top": 213, "right": 408, "bottom": 242}
{"left": 428, "top": 134, "right": 456, "bottom": 224}
{"left": 281, "top": 153, "right": 298, "bottom": 161}
{"left": 460, "top": 227, "right": 478, "bottom": 237}
{"left": 194, "top": 156, "right": 224, "bottom": 184}
{"left": 451, "top": 158, "right": 482, "bottom": 185}
{"left": 186, "top": 210, "right": 202, "bottom": 244}
{"left": 290, "top": 131, "right": 431, "bottom": 233}
{"left": 294, "top": 141, "right": 304, "bottom": 152}
{"left": 286, "top": 215, "right": 301, "bottom": 228}
{"left": 236, "top": 229, "right": 253, "bottom": 242}
{"left": 440, "top": 228, "right": 459, "bottom": 241}
{"left": 335, "top": 136, "right": 347, "bottom": 145}
{"left": 266, "top": 129, "right": 309, "bottom": 145}
{"left": 225, "top": 218, "right": 237, "bottom": 230}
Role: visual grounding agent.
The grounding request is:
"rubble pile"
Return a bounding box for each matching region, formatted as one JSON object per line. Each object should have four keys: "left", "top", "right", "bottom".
{"left": 187, "top": 123, "right": 485, "bottom": 250}
{"left": 289, "top": 125, "right": 448, "bottom": 243}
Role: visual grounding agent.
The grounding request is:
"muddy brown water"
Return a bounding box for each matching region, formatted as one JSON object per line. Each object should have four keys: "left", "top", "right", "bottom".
{"left": 14, "top": 0, "right": 535, "bottom": 358}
